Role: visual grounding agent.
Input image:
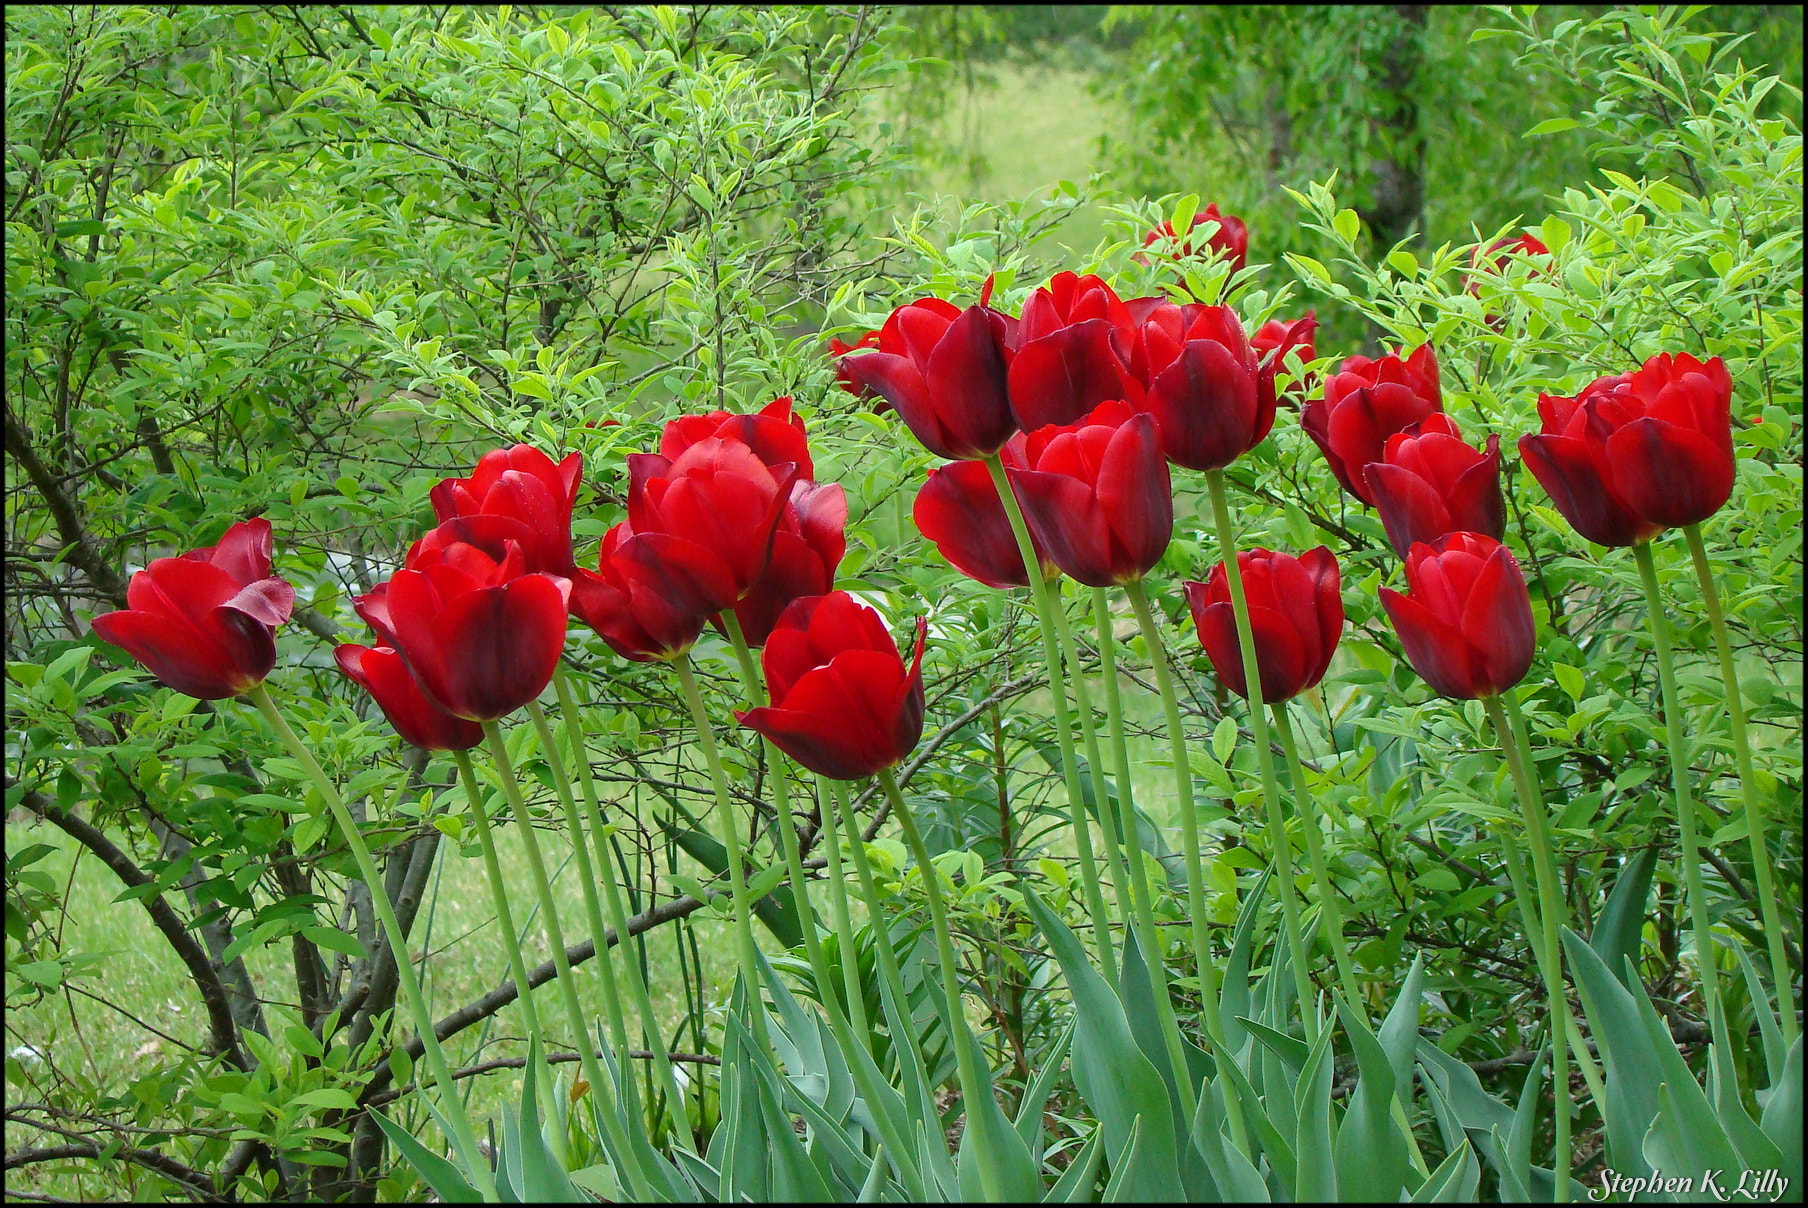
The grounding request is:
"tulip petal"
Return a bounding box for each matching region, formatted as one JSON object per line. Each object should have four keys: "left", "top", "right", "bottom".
{"left": 922, "top": 305, "right": 1016, "bottom": 460}
{"left": 1603, "top": 417, "right": 1735, "bottom": 530}
{"left": 200, "top": 519, "right": 275, "bottom": 585}
{"left": 1517, "top": 433, "right": 1660, "bottom": 547}
{"left": 1456, "top": 547, "right": 1535, "bottom": 697}
{"left": 1381, "top": 588, "right": 1481, "bottom": 701}
{"left": 1009, "top": 467, "right": 1117, "bottom": 587}
{"left": 92, "top": 606, "right": 271, "bottom": 700}
{"left": 408, "top": 575, "right": 570, "bottom": 720}
{"left": 1365, "top": 461, "right": 1455, "bottom": 558}
{"left": 913, "top": 459, "right": 1034, "bottom": 589}
{"left": 1093, "top": 414, "right": 1173, "bottom": 580}
{"left": 1146, "top": 339, "right": 1261, "bottom": 471}
{"left": 1007, "top": 319, "right": 1131, "bottom": 431}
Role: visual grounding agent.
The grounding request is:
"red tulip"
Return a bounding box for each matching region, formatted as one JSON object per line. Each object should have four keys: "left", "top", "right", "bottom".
{"left": 1364, "top": 414, "right": 1506, "bottom": 558}
{"left": 1006, "top": 271, "right": 1137, "bottom": 430}
{"left": 722, "top": 479, "right": 848, "bottom": 646}
{"left": 1183, "top": 546, "right": 1342, "bottom": 703}
{"left": 1380, "top": 533, "right": 1535, "bottom": 701}
{"left": 430, "top": 445, "right": 583, "bottom": 575}
{"left": 1301, "top": 345, "right": 1444, "bottom": 505}
{"left": 1251, "top": 311, "right": 1318, "bottom": 411}
{"left": 1518, "top": 353, "right": 1735, "bottom": 546}
{"left": 829, "top": 331, "right": 881, "bottom": 401}
{"left": 1007, "top": 401, "right": 1173, "bottom": 587}
{"left": 625, "top": 437, "right": 800, "bottom": 600}
{"left": 661, "top": 396, "right": 814, "bottom": 481}
{"left": 369, "top": 532, "right": 570, "bottom": 721}
{"left": 1469, "top": 232, "right": 1550, "bottom": 285}
{"left": 1122, "top": 300, "right": 1273, "bottom": 472}
{"left": 91, "top": 519, "right": 295, "bottom": 700}
{"left": 736, "top": 592, "right": 927, "bottom": 780}
{"left": 912, "top": 435, "right": 1054, "bottom": 590}
{"left": 335, "top": 644, "right": 483, "bottom": 751}
{"left": 1140, "top": 203, "right": 1249, "bottom": 274}
{"left": 840, "top": 278, "right": 1019, "bottom": 460}
{"left": 570, "top": 524, "right": 737, "bottom": 662}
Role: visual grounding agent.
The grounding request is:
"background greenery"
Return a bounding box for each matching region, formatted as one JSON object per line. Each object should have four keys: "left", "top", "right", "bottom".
{"left": 5, "top": 4, "right": 1801, "bottom": 1201}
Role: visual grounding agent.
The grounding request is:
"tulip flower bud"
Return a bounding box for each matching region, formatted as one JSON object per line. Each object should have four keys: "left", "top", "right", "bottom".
{"left": 1301, "top": 345, "right": 1444, "bottom": 505}
{"left": 1184, "top": 546, "right": 1343, "bottom": 704}
{"left": 91, "top": 519, "right": 296, "bottom": 700}
{"left": 1251, "top": 310, "right": 1318, "bottom": 411}
{"left": 1364, "top": 415, "right": 1506, "bottom": 558}
{"left": 1518, "top": 352, "right": 1735, "bottom": 546}
{"left": 430, "top": 445, "right": 583, "bottom": 576}
{"left": 1123, "top": 301, "right": 1273, "bottom": 471}
{"left": 1007, "top": 272, "right": 1137, "bottom": 431}
{"left": 1379, "top": 533, "right": 1535, "bottom": 701}
{"left": 1140, "top": 202, "right": 1249, "bottom": 274}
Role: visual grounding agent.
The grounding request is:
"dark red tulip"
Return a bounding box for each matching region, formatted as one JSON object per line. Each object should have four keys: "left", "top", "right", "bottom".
{"left": 829, "top": 331, "right": 881, "bottom": 401}
{"left": 722, "top": 479, "right": 848, "bottom": 646}
{"left": 625, "top": 437, "right": 799, "bottom": 601}
{"left": 661, "top": 396, "right": 814, "bottom": 481}
{"left": 335, "top": 644, "right": 483, "bottom": 751}
{"left": 1122, "top": 300, "right": 1273, "bottom": 472}
{"left": 1301, "top": 345, "right": 1444, "bottom": 504}
{"left": 1251, "top": 310, "right": 1318, "bottom": 411}
{"left": 91, "top": 519, "right": 295, "bottom": 700}
{"left": 1364, "top": 414, "right": 1506, "bottom": 558}
{"left": 371, "top": 535, "right": 570, "bottom": 721}
{"left": 1140, "top": 203, "right": 1249, "bottom": 274}
{"left": 912, "top": 435, "right": 1054, "bottom": 590}
{"left": 1469, "top": 233, "right": 1551, "bottom": 327}
{"left": 1518, "top": 353, "right": 1735, "bottom": 546}
{"left": 1007, "top": 401, "right": 1173, "bottom": 587}
{"left": 1380, "top": 532, "right": 1535, "bottom": 701}
{"left": 1007, "top": 272, "right": 1137, "bottom": 430}
{"left": 430, "top": 445, "right": 583, "bottom": 575}
{"left": 840, "top": 278, "right": 1019, "bottom": 460}
{"left": 1183, "top": 546, "right": 1342, "bottom": 703}
{"left": 570, "top": 525, "right": 737, "bottom": 662}
{"left": 736, "top": 592, "right": 927, "bottom": 780}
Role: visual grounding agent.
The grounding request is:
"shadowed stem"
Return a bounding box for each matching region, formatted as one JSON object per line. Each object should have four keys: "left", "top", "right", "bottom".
{"left": 1202, "top": 468, "right": 1316, "bottom": 1041}
{"left": 1482, "top": 692, "right": 1571, "bottom": 1202}
{"left": 245, "top": 685, "right": 496, "bottom": 1200}
{"left": 671, "top": 654, "right": 770, "bottom": 1050}
{"left": 480, "top": 720, "right": 651, "bottom": 1198}
{"left": 1683, "top": 524, "right": 1797, "bottom": 1043}
{"left": 877, "top": 766, "right": 1008, "bottom": 1203}
{"left": 1631, "top": 540, "right": 1724, "bottom": 1043}
{"left": 549, "top": 665, "right": 691, "bottom": 1149}
{"left": 450, "top": 749, "right": 547, "bottom": 1047}
{"left": 982, "top": 452, "right": 1117, "bottom": 982}
{"left": 817, "top": 774, "right": 872, "bottom": 1040}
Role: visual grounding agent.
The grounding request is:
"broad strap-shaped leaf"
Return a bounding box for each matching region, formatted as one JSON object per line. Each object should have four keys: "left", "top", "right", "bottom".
{"left": 1333, "top": 999, "right": 1409, "bottom": 1202}
{"left": 1559, "top": 928, "right": 1665, "bottom": 1179}
{"left": 1589, "top": 845, "right": 1657, "bottom": 989}
{"left": 1292, "top": 1022, "right": 1338, "bottom": 1202}
{"left": 1408, "top": 1141, "right": 1481, "bottom": 1203}
{"left": 372, "top": 1112, "right": 483, "bottom": 1203}
{"left": 1759, "top": 1036, "right": 1802, "bottom": 1196}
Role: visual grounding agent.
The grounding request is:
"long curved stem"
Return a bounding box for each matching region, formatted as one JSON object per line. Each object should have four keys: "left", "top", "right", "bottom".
{"left": 1269, "top": 703, "right": 1361, "bottom": 1011}
{"left": 982, "top": 453, "right": 1116, "bottom": 981}
{"left": 817, "top": 774, "right": 872, "bottom": 1041}
{"left": 1683, "top": 524, "right": 1796, "bottom": 1043}
{"left": 672, "top": 655, "right": 768, "bottom": 1050}
{"left": 245, "top": 685, "right": 494, "bottom": 1200}
{"left": 451, "top": 749, "right": 546, "bottom": 1046}
{"left": 1483, "top": 693, "right": 1571, "bottom": 1202}
{"left": 550, "top": 665, "right": 691, "bottom": 1149}
{"left": 1632, "top": 540, "right": 1723, "bottom": 1039}
{"left": 481, "top": 720, "right": 650, "bottom": 1198}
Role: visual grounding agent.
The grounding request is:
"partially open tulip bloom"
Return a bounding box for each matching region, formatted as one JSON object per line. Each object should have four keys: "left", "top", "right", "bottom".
{"left": 1184, "top": 546, "right": 1342, "bottom": 703}
{"left": 1380, "top": 533, "right": 1535, "bottom": 701}
{"left": 1008, "top": 401, "right": 1173, "bottom": 587}
{"left": 913, "top": 436, "right": 1054, "bottom": 589}
{"left": 430, "top": 445, "right": 583, "bottom": 575}
{"left": 1124, "top": 301, "right": 1273, "bottom": 471}
{"left": 92, "top": 519, "right": 296, "bottom": 700}
{"left": 335, "top": 644, "right": 483, "bottom": 751}
{"left": 625, "top": 437, "right": 799, "bottom": 600}
{"left": 725, "top": 479, "right": 848, "bottom": 646}
{"left": 737, "top": 592, "right": 927, "bottom": 780}
{"left": 1251, "top": 311, "right": 1318, "bottom": 411}
{"left": 571, "top": 525, "right": 736, "bottom": 662}
{"left": 1518, "top": 353, "right": 1735, "bottom": 546}
{"left": 1364, "top": 415, "right": 1506, "bottom": 558}
{"left": 367, "top": 532, "right": 570, "bottom": 721}
{"left": 1007, "top": 271, "right": 1137, "bottom": 431}
{"left": 1140, "top": 202, "right": 1249, "bottom": 274}
{"left": 1302, "top": 345, "right": 1444, "bottom": 505}
{"left": 661, "top": 396, "right": 815, "bottom": 481}
{"left": 841, "top": 280, "right": 1018, "bottom": 460}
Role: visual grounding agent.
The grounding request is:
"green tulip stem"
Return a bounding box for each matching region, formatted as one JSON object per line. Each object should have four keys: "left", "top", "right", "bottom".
{"left": 1482, "top": 693, "right": 1572, "bottom": 1201}
{"left": 1683, "top": 524, "right": 1797, "bottom": 1043}
{"left": 877, "top": 766, "right": 1008, "bottom": 1204}
{"left": 450, "top": 748, "right": 547, "bottom": 1048}
{"left": 1201, "top": 469, "right": 1317, "bottom": 1041}
{"left": 1269, "top": 703, "right": 1361, "bottom": 1011}
{"left": 982, "top": 452, "right": 1117, "bottom": 983}
{"left": 549, "top": 665, "right": 691, "bottom": 1150}
{"left": 671, "top": 654, "right": 770, "bottom": 1050}
{"left": 244, "top": 684, "right": 495, "bottom": 1200}
{"left": 817, "top": 774, "right": 873, "bottom": 1041}
{"left": 480, "top": 719, "right": 651, "bottom": 1198}
{"left": 1631, "top": 540, "right": 1724, "bottom": 1039}
{"left": 1049, "top": 589, "right": 1136, "bottom": 938}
